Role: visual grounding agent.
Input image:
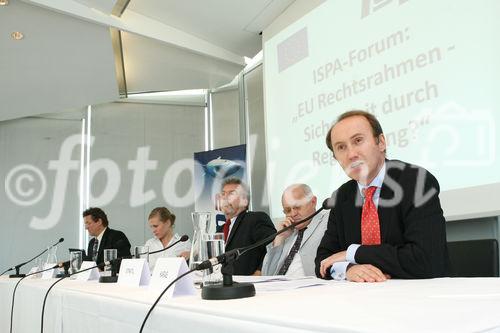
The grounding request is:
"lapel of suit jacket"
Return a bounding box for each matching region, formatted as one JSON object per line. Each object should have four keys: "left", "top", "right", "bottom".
{"left": 226, "top": 211, "right": 246, "bottom": 247}
{"left": 88, "top": 238, "right": 96, "bottom": 259}
{"left": 378, "top": 184, "right": 392, "bottom": 243}
{"left": 378, "top": 159, "right": 402, "bottom": 242}
{"left": 300, "top": 210, "right": 323, "bottom": 249}
{"left": 343, "top": 181, "right": 362, "bottom": 244}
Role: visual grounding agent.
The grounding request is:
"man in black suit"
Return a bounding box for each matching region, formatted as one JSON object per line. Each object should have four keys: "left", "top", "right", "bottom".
{"left": 83, "top": 207, "right": 131, "bottom": 269}
{"left": 220, "top": 178, "right": 276, "bottom": 275}
{"left": 316, "top": 110, "right": 449, "bottom": 282}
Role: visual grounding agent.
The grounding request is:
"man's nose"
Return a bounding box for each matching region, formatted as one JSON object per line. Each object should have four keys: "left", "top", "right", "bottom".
{"left": 347, "top": 145, "right": 358, "bottom": 160}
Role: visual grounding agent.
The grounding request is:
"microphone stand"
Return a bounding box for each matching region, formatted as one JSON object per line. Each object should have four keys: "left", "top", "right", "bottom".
{"left": 3, "top": 238, "right": 64, "bottom": 278}
{"left": 199, "top": 206, "right": 326, "bottom": 300}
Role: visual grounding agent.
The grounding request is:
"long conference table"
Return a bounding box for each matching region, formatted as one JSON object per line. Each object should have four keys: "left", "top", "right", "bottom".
{"left": 1, "top": 275, "right": 500, "bottom": 333}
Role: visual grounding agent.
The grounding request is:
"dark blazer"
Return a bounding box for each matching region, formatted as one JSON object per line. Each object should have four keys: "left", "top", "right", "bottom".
{"left": 86, "top": 227, "right": 131, "bottom": 267}
{"left": 225, "top": 210, "right": 277, "bottom": 275}
{"left": 315, "top": 159, "right": 450, "bottom": 279}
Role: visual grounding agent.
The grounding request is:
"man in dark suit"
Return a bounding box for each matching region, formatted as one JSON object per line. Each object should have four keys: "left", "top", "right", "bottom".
{"left": 83, "top": 207, "right": 131, "bottom": 269}
{"left": 220, "top": 178, "right": 276, "bottom": 275}
{"left": 316, "top": 110, "right": 449, "bottom": 281}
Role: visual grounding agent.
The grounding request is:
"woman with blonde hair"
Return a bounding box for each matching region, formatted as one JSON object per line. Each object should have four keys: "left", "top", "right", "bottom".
{"left": 144, "top": 207, "right": 191, "bottom": 271}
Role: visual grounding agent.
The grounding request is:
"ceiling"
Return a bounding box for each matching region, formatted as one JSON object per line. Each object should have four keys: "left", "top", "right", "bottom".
{"left": 127, "top": 0, "right": 296, "bottom": 58}
{"left": 23, "top": 0, "right": 295, "bottom": 61}
{"left": 0, "top": 0, "right": 296, "bottom": 121}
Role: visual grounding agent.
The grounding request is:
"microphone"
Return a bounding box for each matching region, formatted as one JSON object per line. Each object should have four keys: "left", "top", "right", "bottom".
{"left": 321, "top": 190, "right": 338, "bottom": 209}
{"left": 195, "top": 202, "right": 329, "bottom": 272}
{"left": 196, "top": 199, "right": 332, "bottom": 300}
{"left": 140, "top": 235, "right": 189, "bottom": 256}
{"left": 1, "top": 237, "right": 65, "bottom": 278}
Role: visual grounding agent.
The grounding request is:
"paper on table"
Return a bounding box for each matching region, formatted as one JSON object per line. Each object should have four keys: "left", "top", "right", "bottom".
{"left": 234, "top": 276, "right": 330, "bottom": 292}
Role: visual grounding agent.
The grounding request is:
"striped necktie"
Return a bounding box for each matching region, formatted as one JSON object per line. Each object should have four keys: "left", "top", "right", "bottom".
{"left": 277, "top": 228, "right": 306, "bottom": 275}
{"left": 92, "top": 238, "right": 99, "bottom": 261}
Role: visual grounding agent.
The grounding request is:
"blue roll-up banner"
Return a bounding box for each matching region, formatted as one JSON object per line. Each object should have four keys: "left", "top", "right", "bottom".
{"left": 194, "top": 144, "right": 247, "bottom": 232}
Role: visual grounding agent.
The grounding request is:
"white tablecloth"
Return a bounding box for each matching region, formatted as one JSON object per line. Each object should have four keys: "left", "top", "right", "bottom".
{"left": 2, "top": 276, "right": 500, "bottom": 333}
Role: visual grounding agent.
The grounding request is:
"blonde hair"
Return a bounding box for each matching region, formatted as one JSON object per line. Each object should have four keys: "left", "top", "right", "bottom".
{"left": 148, "top": 207, "right": 176, "bottom": 226}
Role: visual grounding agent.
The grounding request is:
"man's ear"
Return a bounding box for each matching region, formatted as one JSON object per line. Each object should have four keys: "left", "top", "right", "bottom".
{"left": 311, "top": 195, "right": 318, "bottom": 207}
{"left": 377, "top": 134, "right": 387, "bottom": 153}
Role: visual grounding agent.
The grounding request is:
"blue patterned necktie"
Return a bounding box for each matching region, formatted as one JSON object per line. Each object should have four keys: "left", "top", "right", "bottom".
{"left": 92, "top": 238, "right": 99, "bottom": 262}
{"left": 277, "top": 228, "right": 306, "bottom": 275}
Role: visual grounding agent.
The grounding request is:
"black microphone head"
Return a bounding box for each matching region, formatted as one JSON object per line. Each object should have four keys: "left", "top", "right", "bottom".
{"left": 322, "top": 191, "right": 338, "bottom": 209}
{"left": 180, "top": 235, "right": 189, "bottom": 242}
{"left": 59, "top": 237, "right": 64, "bottom": 243}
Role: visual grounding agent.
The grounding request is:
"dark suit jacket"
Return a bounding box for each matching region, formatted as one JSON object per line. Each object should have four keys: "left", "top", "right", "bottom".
{"left": 315, "top": 159, "right": 450, "bottom": 279}
{"left": 86, "top": 227, "right": 131, "bottom": 267}
{"left": 225, "top": 210, "right": 277, "bottom": 275}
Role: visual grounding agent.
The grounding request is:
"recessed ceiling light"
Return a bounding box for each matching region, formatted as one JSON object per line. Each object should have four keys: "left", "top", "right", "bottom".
{"left": 0, "top": 0, "right": 9, "bottom": 6}
{"left": 11, "top": 31, "right": 24, "bottom": 40}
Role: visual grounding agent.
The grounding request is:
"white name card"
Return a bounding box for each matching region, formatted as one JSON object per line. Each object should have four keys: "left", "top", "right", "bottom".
{"left": 149, "top": 258, "right": 196, "bottom": 299}
{"left": 75, "top": 261, "right": 100, "bottom": 281}
{"left": 41, "top": 263, "right": 57, "bottom": 279}
{"left": 118, "top": 259, "right": 151, "bottom": 287}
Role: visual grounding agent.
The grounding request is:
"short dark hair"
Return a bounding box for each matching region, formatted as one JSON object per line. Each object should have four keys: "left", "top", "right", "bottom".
{"left": 82, "top": 207, "right": 109, "bottom": 227}
{"left": 148, "top": 207, "right": 176, "bottom": 226}
{"left": 325, "top": 110, "right": 384, "bottom": 157}
{"left": 221, "top": 177, "right": 250, "bottom": 208}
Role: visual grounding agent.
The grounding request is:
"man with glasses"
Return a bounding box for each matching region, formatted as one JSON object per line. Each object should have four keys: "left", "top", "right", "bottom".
{"left": 83, "top": 207, "right": 131, "bottom": 269}
{"left": 219, "top": 178, "right": 276, "bottom": 275}
{"left": 262, "top": 184, "right": 329, "bottom": 277}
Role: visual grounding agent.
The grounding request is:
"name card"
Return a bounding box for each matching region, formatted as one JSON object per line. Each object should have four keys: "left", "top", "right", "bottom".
{"left": 41, "top": 264, "right": 57, "bottom": 279}
{"left": 118, "top": 259, "right": 150, "bottom": 287}
{"left": 149, "top": 258, "right": 196, "bottom": 299}
{"left": 74, "top": 261, "right": 100, "bottom": 281}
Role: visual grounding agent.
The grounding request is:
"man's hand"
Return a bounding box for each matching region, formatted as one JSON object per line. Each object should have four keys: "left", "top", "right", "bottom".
{"left": 319, "top": 251, "right": 347, "bottom": 278}
{"left": 178, "top": 251, "right": 190, "bottom": 260}
{"left": 346, "top": 264, "right": 389, "bottom": 282}
{"left": 273, "top": 217, "right": 294, "bottom": 246}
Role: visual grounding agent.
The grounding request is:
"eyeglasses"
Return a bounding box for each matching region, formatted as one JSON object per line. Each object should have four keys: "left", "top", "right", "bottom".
{"left": 282, "top": 205, "right": 304, "bottom": 215}
{"left": 220, "top": 190, "right": 238, "bottom": 198}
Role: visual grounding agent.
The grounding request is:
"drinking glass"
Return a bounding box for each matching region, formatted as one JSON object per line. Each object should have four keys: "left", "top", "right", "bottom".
{"left": 201, "top": 233, "right": 225, "bottom": 286}
{"left": 134, "top": 245, "right": 149, "bottom": 262}
{"left": 69, "top": 251, "right": 83, "bottom": 277}
{"left": 102, "top": 249, "right": 117, "bottom": 277}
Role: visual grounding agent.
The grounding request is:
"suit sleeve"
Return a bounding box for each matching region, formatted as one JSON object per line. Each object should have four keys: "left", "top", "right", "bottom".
{"left": 315, "top": 209, "right": 343, "bottom": 279}
{"left": 355, "top": 170, "right": 449, "bottom": 279}
{"left": 113, "top": 231, "right": 132, "bottom": 259}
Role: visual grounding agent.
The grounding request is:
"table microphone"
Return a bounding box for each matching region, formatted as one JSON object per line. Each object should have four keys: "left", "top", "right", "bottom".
{"left": 195, "top": 198, "right": 332, "bottom": 300}
{"left": 1, "top": 237, "right": 64, "bottom": 278}
{"left": 196, "top": 198, "right": 332, "bottom": 271}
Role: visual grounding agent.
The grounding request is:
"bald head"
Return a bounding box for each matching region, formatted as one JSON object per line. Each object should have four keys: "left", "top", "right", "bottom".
{"left": 281, "top": 184, "right": 317, "bottom": 229}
